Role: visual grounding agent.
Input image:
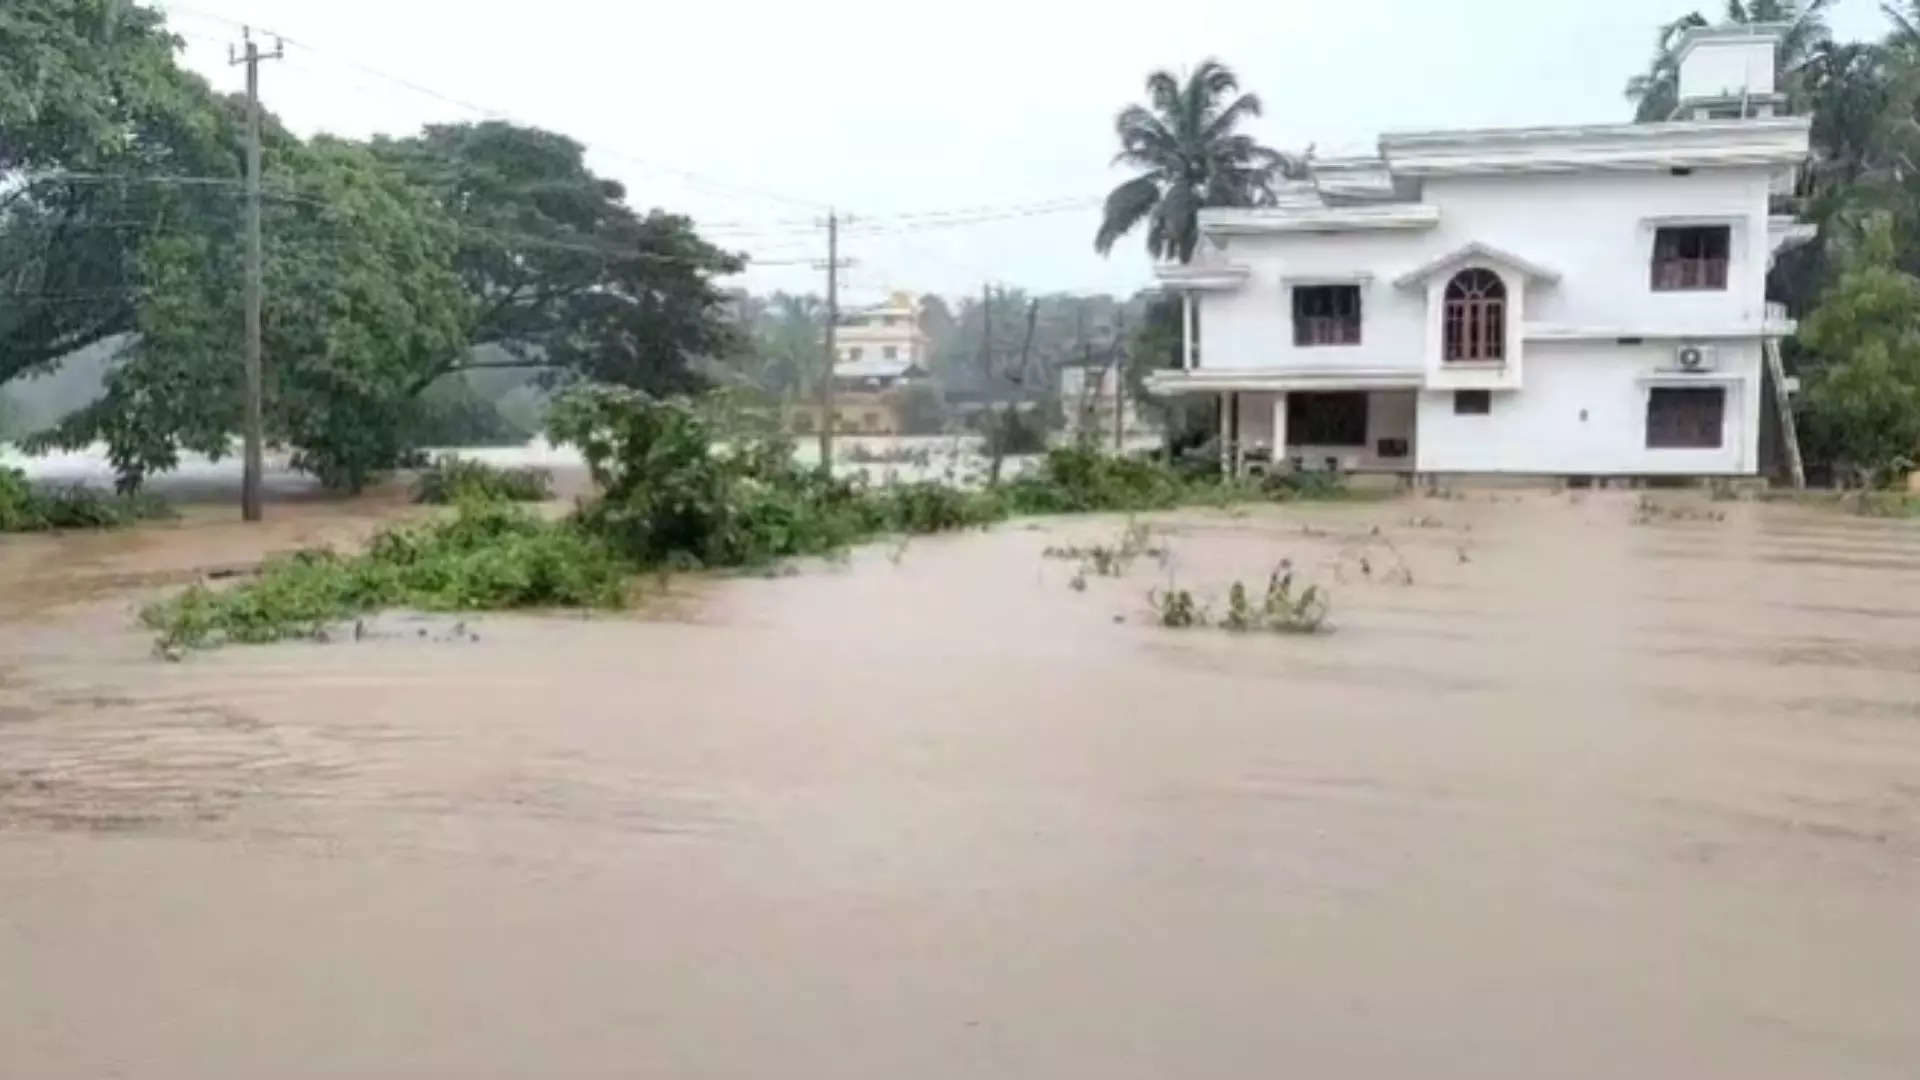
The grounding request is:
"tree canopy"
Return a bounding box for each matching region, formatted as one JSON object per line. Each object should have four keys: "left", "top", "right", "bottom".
{"left": 373, "top": 122, "right": 743, "bottom": 395}
{"left": 1, "top": 1, "right": 746, "bottom": 491}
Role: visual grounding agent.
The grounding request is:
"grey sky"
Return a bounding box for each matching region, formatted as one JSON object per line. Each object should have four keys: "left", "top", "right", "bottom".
{"left": 149, "top": 0, "right": 1892, "bottom": 307}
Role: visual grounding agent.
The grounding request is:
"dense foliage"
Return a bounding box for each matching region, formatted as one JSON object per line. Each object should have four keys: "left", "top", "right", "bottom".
{"left": 1793, "top": 224, "right": 1920, "bottom": 484}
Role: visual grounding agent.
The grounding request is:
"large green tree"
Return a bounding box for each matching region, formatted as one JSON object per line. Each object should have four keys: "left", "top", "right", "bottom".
{"left": 373, "top": 122, "right": 743, "bottom": 396}
{"left": 1625, "top": 1, "right": 1833, "bottom": 121}
{"left": 31, "top": 134, "right": 472, "bottom": 491}
{"left": 1094, "top": 60, "right": 1296, "bottom": 264}
{"left": 0, "top": 0, "right": 235, "bottom": 382}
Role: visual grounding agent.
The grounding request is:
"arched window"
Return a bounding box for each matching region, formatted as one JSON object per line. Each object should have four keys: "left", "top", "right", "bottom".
{"left": 1444, "top": 269, "right": 1506, "bottom": 363}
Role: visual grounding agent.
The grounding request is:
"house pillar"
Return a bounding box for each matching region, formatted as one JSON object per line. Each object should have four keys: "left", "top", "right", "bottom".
{"left": 1271, "top": 392, "right": 1288, "bottom": 470}
{"left": 1182, "top": 292, "right": 1195, "bottom": 371}
{"left": 1217, "top": 391, "right": 1230, "bottom": 474}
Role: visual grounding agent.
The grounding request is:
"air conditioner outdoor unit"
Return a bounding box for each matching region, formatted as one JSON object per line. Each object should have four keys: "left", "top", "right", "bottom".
{"left": 1675, "top": 343, "right": 1717, "bottom": 372}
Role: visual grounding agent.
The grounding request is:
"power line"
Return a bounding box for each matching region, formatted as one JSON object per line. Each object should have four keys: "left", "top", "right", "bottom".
{"left": 144, "top": 1, "right": 1104, "bottom": 239}
{"left": 6, "top": 172, "right": 818, "bottom": 268}
{"left": 145, "top": 1, "right": 832, "bottom": 212}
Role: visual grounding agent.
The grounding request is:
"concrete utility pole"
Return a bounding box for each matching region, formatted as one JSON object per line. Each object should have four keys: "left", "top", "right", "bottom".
{"left": 1111, "top": 310, "right": 1127, "bottom": 453}
{"left": 814, "top": 211, "right": 853, "bottom": 472}
{"left": 231, "top": 28, "right": 282, "bottom": 522}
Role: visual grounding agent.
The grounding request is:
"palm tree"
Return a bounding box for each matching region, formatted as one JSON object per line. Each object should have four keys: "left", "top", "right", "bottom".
{"left": 1094, "top": 60, "right": 1297, "bottom": 264}
{"left": 1624, "top": 0, "right": 1834, "bottom": 121}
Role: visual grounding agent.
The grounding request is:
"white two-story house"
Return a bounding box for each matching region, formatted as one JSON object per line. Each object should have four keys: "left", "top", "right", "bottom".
{"left": 1145, "top": 24, "right": 1815, "bottom": 479}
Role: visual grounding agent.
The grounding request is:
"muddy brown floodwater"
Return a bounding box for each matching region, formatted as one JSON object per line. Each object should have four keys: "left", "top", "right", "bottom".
{"left": 2, "top": 491, "right": 1918, "bottom": 1078}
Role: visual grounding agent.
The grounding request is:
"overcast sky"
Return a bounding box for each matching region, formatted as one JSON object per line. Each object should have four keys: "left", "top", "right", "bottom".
{"left": 146, "top": 0, "right": 1894, "bottom": 307}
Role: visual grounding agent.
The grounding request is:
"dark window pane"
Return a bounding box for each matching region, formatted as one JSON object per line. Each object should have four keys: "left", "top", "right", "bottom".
{"left": 1454, "top": 390, "right": 1491, "bottom": 415}
{"left": 1443, "top": 269, "right": 1506, "bottom": 362}
{"left": 1292, "top": 285, "right": 1362, "bottom": 347}
{"left": 1651, "top": 226, "right": 1730, "bottom": 292}
{"left": 1287, "top": 391, "right": 1369, "bottom": 446}
{"left": 1646, "top": 386, "right": 1725, "bottom": 448}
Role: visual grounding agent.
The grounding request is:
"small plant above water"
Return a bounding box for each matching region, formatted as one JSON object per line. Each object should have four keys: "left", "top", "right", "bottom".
{"left": 1222, "top": 565, "right": 1331, "bottom": 634}
{"left": 1147, "top": 564, "right": 1331, "bottom": 635}
{"left": 1044, "top": 519, "right": 1168, "bottom": 580}
{"left": 412, "top": 455, "right": 554, "bottom": 504}
{"left": 1149, "top": 587, "right": 1205, "bottom": 627}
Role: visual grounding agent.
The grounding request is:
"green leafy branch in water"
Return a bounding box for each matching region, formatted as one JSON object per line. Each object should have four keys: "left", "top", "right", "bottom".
{"left": 1149, "top": 586, "right": 1206, "bottom": 627}
{"left": 1222, "top": 563, "right": 1330, "bottom": 634}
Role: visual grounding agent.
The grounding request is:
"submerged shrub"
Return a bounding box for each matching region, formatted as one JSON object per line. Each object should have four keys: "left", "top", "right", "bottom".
{"left": 1003, "top": 444, "right": 1186, "bottom": 513}
{"left": 412, "top": 455, "right": 553, "bottom": 504}
{"left": 143, "top": 500, "right": 626, "bottom": 650}
{"left": 0, "top": 467, "right": 170, "bottom": 532}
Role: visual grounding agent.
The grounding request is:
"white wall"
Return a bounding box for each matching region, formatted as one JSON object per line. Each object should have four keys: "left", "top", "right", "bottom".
{"left": 1195, "top": 166, "right": 1777, "bottom": 377}
{"left": 1415, "top": 340, "right": 1762, "bottom": 475}
{"left": 1426, "top": 171, "right": 1773, "bottom": 332}
{"left": 1202, "top": 229, "right": 1427, "bottom": 374}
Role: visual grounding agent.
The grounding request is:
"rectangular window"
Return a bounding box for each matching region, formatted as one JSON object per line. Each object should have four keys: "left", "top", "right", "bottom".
{"left": 1287, "top": 391, "right": 1369, "bottom": 446}
{"left": 847, "top": 346, "right": 863, "bottom": 360}
{"left": 883, "top": 345, "right": 898, "bottom": 360}
{"left": 1646, "top": 386, "right": 1725, "bottom": 448}
{"left": 1652, "top": 226, "right": 1730, "bottom": 291}
{"left": 1292, "top": 285, "right": 1362, "bottom": 346}
{"left": 1453, "top": 389, "right": 1491, "bottom": 415}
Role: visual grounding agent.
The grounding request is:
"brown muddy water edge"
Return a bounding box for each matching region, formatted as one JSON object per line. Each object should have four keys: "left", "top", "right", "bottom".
{"left": 2, "top": 491, "right": 1918, "bottom": 1078}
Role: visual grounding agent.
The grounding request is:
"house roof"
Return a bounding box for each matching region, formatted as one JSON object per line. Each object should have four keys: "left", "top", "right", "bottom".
{"left": 1391, "top": 242, "right": 1562, "bottom": 290}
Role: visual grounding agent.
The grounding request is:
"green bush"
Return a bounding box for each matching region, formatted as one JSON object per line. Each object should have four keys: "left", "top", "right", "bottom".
{"left": 549, "top": 386, "right": 881, "bottom": 568}
{"left": 142, "top": 500, "right": 626, "bottom": 649}
{"left": 0, "top": 467, "right": 171, "bottom": 532}
{"left": 866, "top": 481, "right": 1006, "bottom": 534}
{"left": 412, "top": 455, "right": 554, "bottom": 504}
{"left": 1002, "top": 445, "right": 1186, "bottom": 513}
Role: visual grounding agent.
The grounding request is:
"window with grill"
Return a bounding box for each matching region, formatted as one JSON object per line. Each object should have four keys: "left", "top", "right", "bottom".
{"left": 883, "top": 346, "right": 898, "bottom": 360}
{"left": 1443, "top": 269, "right": 1506, "bottom": 363}
{"left": 1645, "top": 386, "right": 1725, "bottom": 448}
{"left": 1287, "top": 391, "right": 1369, "bottom": 446}
{"left": 1651, "top": 226, "right": 1730, "bottom": 291}
{"left": 1292, "top": 285, "right": 1362, "bottom": 346}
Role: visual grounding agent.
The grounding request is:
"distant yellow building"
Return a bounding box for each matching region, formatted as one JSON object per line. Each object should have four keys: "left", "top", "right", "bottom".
{"left": 786, "top": 291, "right": 931, "bottom": 435}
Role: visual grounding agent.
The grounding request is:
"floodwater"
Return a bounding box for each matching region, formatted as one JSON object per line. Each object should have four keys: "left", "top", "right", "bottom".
{"left": 2, "top": 491, "right": 1918, "bottom": 1078}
